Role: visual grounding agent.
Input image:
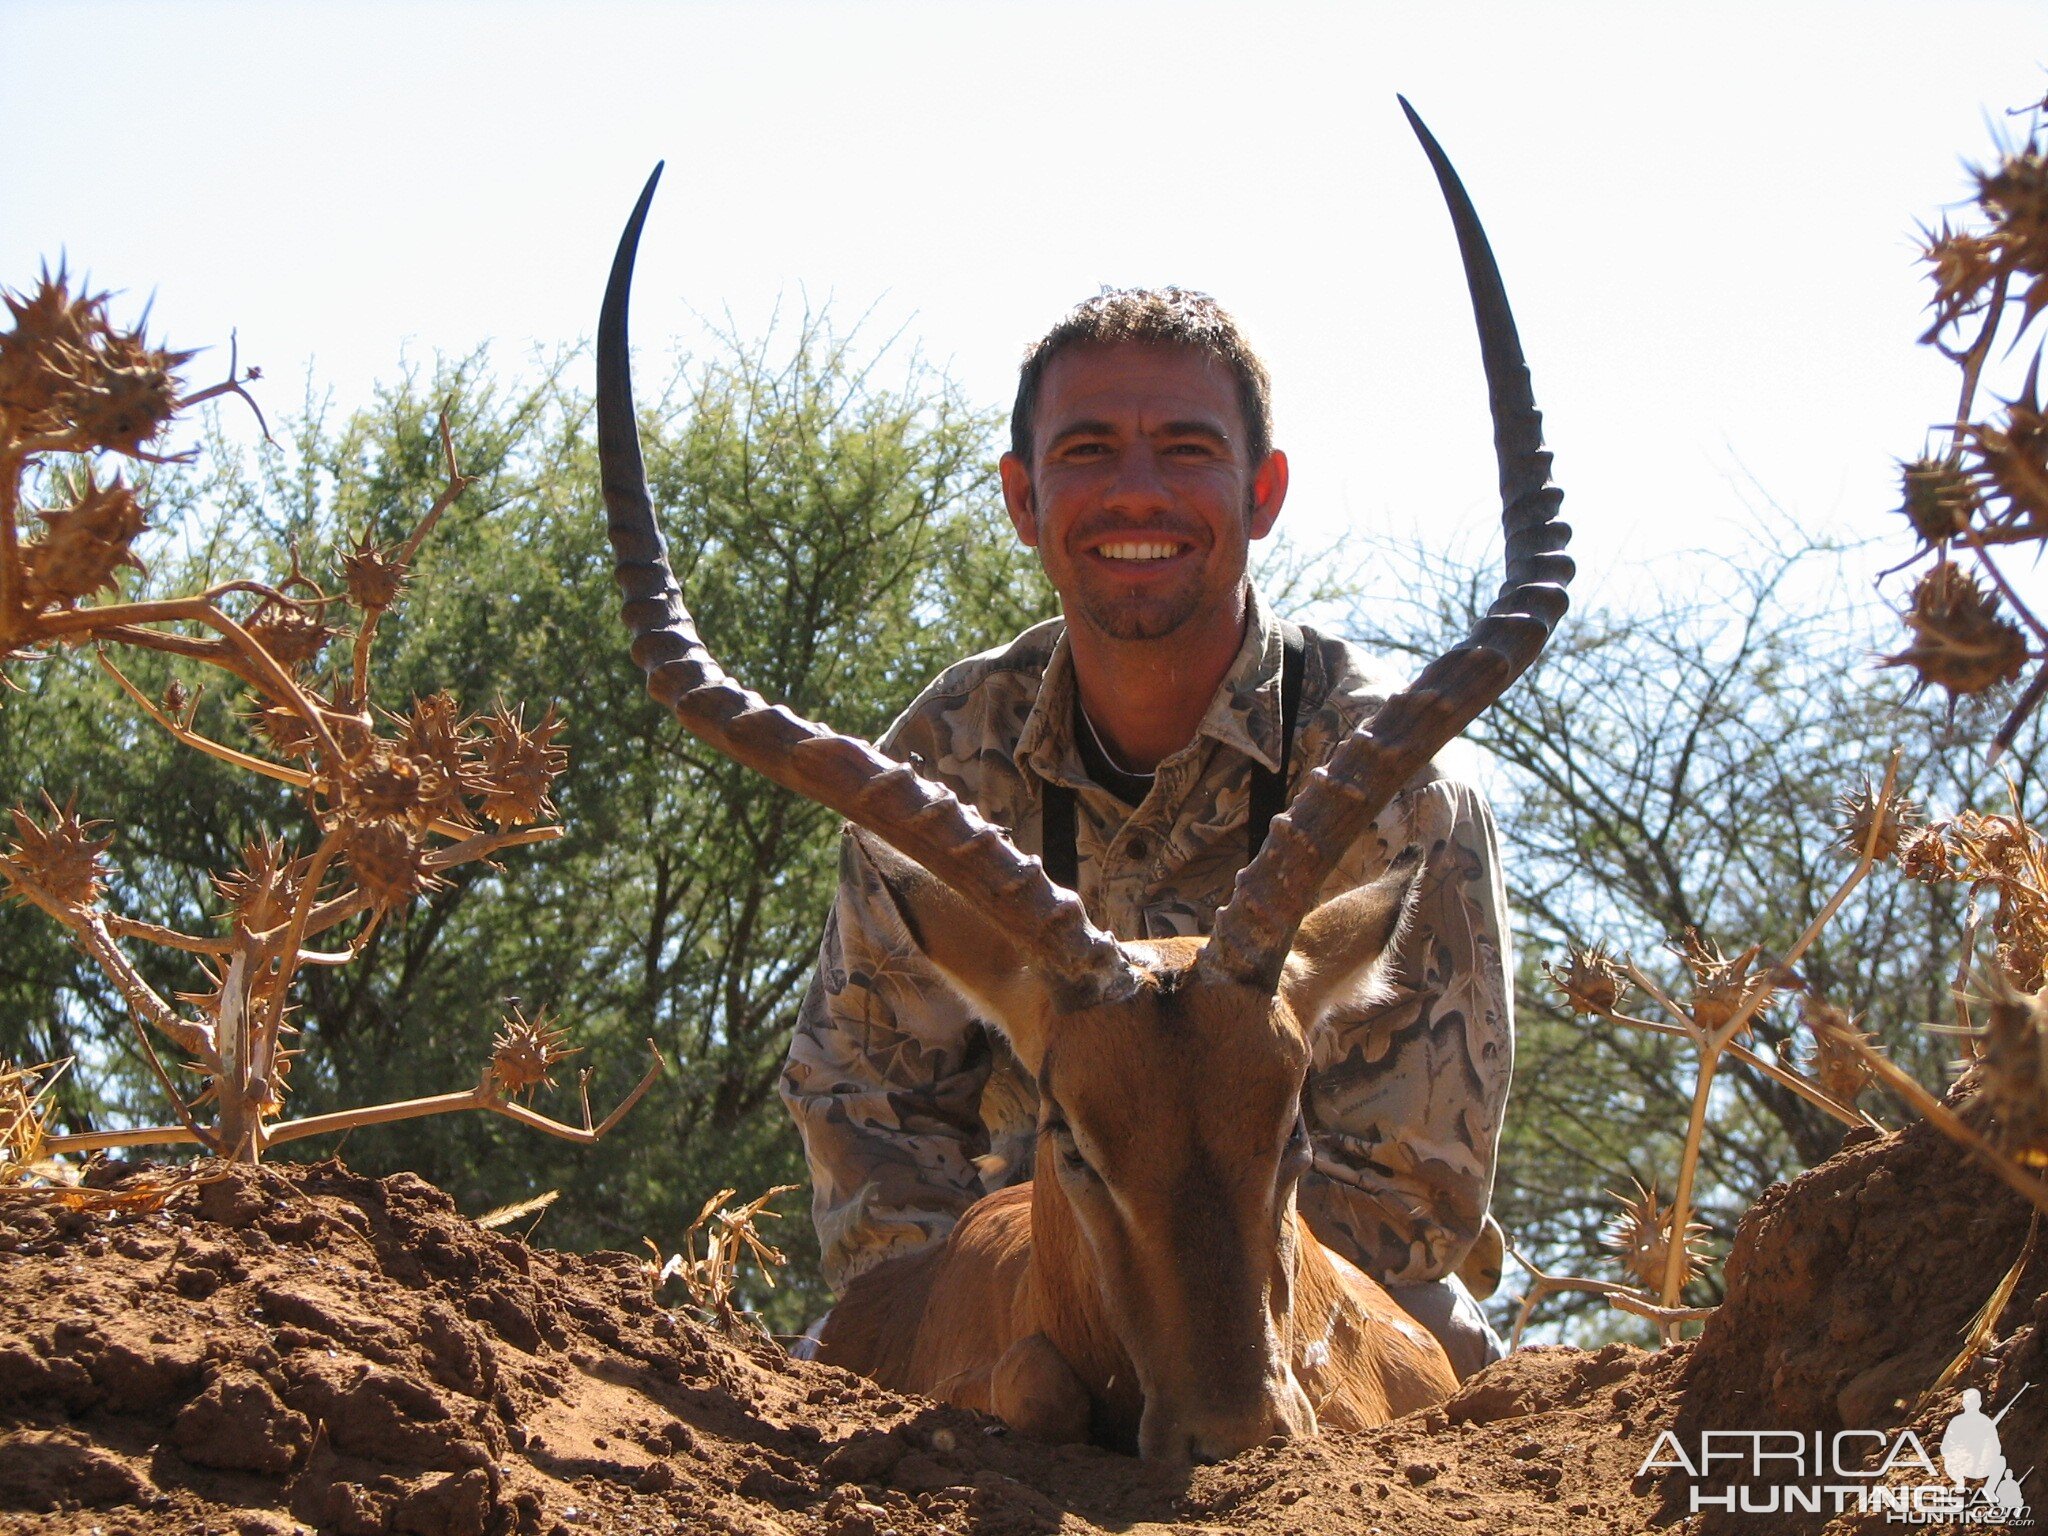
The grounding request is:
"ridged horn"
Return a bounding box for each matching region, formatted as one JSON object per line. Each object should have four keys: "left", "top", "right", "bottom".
{"left": 1199, "top": 99, "right": 1573, "bottom": 991}
{"left": 598, "top": 164, "right": 1139, "bottom": 1011}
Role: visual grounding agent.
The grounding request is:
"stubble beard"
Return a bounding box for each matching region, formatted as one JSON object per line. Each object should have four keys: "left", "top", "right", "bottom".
{"left": 1041, "top": 490, "right": 1254, "bottom": 643}
{"left": 1071, "top": 579, "right": 1210, "bottom": 642}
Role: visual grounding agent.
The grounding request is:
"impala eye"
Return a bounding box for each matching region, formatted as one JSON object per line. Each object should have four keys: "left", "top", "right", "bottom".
{"left": 1044, "top": 1116, "right": 1098, "bottom": 1181}
{"left": 1281, "top": 1110, "right": 1313, "bottom": 1181}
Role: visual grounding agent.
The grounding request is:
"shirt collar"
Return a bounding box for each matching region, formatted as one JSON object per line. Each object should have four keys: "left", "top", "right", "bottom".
{"left": 1015, "top": 586, "right": 1289, "bottom": 784}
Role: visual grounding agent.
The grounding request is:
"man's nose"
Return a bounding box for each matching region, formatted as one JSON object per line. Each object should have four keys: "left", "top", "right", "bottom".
{"left": 1102, "top": 444, "right": 1172, "bottom": 516}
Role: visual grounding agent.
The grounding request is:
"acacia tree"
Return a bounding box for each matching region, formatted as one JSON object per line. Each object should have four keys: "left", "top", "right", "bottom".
{"left": 0, "top": 315, "right": 1049, "bottom": 1319}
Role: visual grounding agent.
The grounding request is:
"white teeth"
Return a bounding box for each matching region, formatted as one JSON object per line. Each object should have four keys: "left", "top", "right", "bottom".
{"left": 1097, "top": 541, "right": 1180, "bottom": 561}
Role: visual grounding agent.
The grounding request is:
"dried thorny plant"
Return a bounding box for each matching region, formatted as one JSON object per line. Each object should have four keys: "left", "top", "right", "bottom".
{"left": 1513, "top": 756, "right": 1904, "bottom": 1344}
{"left": 1518, "top": 758, "right": 2048, "bottom": 1344}
{"left": 0, "top": 264, "right": 662, "bottom": 1170}
{"left": 0, "top": 1058, "right": 65, "bottom": 1186}
{"left": 1888, "top": 93, "right": 2048, "bottom": 755}
{"left": 1511, "top": 92, "right": 2048, "bottom": 1350}
{"left": 643, "top": 1184, "right": 799, "bottom": 1335}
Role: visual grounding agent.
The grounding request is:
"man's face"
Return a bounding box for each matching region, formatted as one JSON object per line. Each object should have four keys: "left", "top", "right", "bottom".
{"left": 1000, "top": 342, "right": 1287, "bottom": 644}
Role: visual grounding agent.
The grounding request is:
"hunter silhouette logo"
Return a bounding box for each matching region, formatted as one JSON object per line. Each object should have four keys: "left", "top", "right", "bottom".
{"left": 1941, "top": 1387, "right": 2031, "bottom": 1522}
{"left": 1637, "top": 1382, "right": 2033, "bottom": 1523}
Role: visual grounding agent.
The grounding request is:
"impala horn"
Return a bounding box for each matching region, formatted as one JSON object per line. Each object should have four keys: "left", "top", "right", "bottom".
{"left": 597, "top": 163, "right": 1139, "bottom": 1011}
{"left": 1200, "top": 98, "right": 1573, "bottom": 991}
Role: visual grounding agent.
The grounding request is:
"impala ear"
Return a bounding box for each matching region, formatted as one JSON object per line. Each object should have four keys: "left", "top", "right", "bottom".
{"left": 1277, "top": 849, "right": 1424, "bottom": 1031}
{"left": 848, "top": 827, "right": 1058, "bottom": 1071}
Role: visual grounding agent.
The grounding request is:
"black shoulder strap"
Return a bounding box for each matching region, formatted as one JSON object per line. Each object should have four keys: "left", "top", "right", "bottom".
{"left": 1039, "top": 623, "right": 1305, "bottom": 890}
{"left": 1042, "top": 774, "right": 1079, "bottom": 890}
{"left": 1247, "top": 622, "right": 1306, "bottom": 861}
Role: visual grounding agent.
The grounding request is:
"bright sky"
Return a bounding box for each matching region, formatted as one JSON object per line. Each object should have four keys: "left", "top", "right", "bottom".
{"left": 4, "top": 1, "right": 2045, "bottom": 615}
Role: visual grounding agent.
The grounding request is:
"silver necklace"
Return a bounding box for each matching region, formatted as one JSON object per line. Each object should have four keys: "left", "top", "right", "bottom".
{"left": 1079, "top": 703, "right": 1154, "bottom": 781}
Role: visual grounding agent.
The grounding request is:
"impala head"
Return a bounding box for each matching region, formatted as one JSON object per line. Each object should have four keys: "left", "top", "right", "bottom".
{"left": 861, "top": 827, "right": 1422, "bottom": 1459}
{"left": 596, "top": 98, "right": 1571, "bottom": 1464}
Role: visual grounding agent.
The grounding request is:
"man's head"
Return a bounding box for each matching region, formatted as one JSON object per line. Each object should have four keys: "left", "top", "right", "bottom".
{"left": 1001, "top": 289, "right": 1287, "bottom": 645}
{"left": 1010, "top": 288, "right": 1274, "bottom": 468}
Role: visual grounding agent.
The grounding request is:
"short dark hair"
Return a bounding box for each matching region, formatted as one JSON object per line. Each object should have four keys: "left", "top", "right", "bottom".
{"left": 1010, "top": 287, "right": 1274, "bottom": 467}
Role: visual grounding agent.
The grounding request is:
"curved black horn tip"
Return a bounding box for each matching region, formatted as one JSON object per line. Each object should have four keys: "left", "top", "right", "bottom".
{"left": 607, "top": 163, "right": 667, "bottom": 310}
{"left": 1395, "top": 95, "right": 1437, "bottom": 155}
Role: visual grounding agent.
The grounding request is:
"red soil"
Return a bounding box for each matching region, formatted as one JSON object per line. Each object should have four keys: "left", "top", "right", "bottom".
{"left": 0, "top": 1108, "right": 2037, "bottom": 1536}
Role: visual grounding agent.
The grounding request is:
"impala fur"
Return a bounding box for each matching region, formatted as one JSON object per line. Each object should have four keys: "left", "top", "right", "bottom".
{"left": 596, "top": 97, "right": 1570, "bottom": 1463}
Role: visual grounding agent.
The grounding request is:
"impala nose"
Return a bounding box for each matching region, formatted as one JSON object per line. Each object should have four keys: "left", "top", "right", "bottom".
{"left": 1157, "top": 1373, "right": 1318, "bottom": 1464}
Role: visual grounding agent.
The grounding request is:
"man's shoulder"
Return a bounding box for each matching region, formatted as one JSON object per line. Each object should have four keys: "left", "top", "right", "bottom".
{"left": 1294, "top": 621, "right": 1408, "bottom": 727}
{"left": 878, "top": 615, "right": 1064, "bottom": 766}
{"left": 1292, "top": 619, "right": 1485, "bottom": 797}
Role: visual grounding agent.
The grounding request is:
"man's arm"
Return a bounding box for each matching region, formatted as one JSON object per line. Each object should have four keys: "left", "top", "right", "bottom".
{"left": 1296, "top": 775, "right": 1514, "bottom": 1287}
{"left": 780, "top": 829, "right": 997, "bottom": 1292}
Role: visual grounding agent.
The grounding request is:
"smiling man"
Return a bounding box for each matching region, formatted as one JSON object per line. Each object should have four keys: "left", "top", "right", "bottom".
{"left": 780, "top": 288, "right": 1512, "bottom": 1378}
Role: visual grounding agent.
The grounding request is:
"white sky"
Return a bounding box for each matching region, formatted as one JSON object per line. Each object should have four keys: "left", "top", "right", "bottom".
{"left": 4, "top": 1, "right": 2045, "bottom": 615}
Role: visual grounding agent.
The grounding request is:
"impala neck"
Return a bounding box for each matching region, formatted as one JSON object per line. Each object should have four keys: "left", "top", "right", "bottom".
{"left": 1026, "top": 1169, "right": 1145, "bottom": 1442}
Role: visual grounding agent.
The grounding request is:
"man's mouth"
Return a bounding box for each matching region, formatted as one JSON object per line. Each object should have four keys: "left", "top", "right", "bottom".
{"left": 1093, "top": 540, "right": 1187, "bottom": 562}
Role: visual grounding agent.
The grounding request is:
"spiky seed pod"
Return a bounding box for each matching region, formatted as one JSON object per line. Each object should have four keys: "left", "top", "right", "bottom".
{"left": 1980, "top": 981, "right": 2048, "bottom": 1167}
{"left": 346, "top": 740, "right": 426, "bottom": 823}
{"left": 1831, "top": 775, "right": 1921, "bottom": 861}
{"left": 211, "top": 836, "right": 300, "bottom": 937}
{"left": 1941, "top": 809, "right": 2048, "bottom": 991}
{"left": 339, "top": 533, "right": 409, "bottom": 613}
{"left": 326, "top": 711, "right": 376, "bottom": 759}
{"left": 1963, "top": 365, "right": 2048, "bottom": 542}
{"left": 471, "top": 703, "right": 567, "bottom": 828}
{"left": 1979, "top": 145, "right": 2048, "bottom": 325}
{"left": 1896, "top": 454, "right": 1983, "bottom": 546}
{"left": 1882, "top": 563, "right": 2030, "bottom": 701}
{"left": 1670, "top": 930, "right": 1776, "bottom": 1034}
{"left": 1896, "top": 825, "right": 1957, "bottom": 883}
{"left": 1918, "top": 222, "right": 2005, "bottom": 340}
{"left": 244, "top": 701, "right": 321, "bottom": 761}
{"left": 1798, "top": 994, "right": 1877, "bottom": 1107}
{"left": 1544, "top": 943, "right": 1629, "bottom": 1017}
{"left": 488, "top": 1005, "right": 578, "bottom": 1099}
{"left": 397, "top": 691, "right": 480, "bottom": 827}
{"left": 1947, "top": 808, "right": 2034, "bottom": 878}
{"left": 400, "top": 691, "right": 471, "bottom": 760}
{"left": 245, "top": 601, "right": 336, "bottom": 670}
{"left": 342, "top": 816, "right": 443, "bottom": 911}
{"left": 19, "top": 472, "right": 148, "bottom": 609}
{"left": 0, "top": 269, "right": 100, "bottom": 427}
{"left": 2, "top": 793, "right": 113, "bottom": 909}
{"left": 1600, "top": 1178, "right": 1708, "bottom": 1293}
{"left": 57, "top": 327, "right": 192, "bottom": 455}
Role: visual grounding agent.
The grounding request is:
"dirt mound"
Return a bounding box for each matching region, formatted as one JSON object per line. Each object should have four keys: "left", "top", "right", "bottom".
{"left": 1668, "top": 1110, "right": 2045, "bottom": 1533}
{"left": 0, "top": 1122, "right": 2038, "bottom": 1536}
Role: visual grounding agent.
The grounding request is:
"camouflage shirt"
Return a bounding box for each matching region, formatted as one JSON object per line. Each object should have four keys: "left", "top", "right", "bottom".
{"left": 780, "top": 587, "right": 1515, "bottom": 1292}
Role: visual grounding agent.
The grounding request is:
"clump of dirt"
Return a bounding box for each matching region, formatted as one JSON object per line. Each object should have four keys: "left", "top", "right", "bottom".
{"left": 1667, "top": 1108, "right": 2045, "bottom": 1534}
{"left": 0, "top": 1118, "right": 2039, "bottom": 1536}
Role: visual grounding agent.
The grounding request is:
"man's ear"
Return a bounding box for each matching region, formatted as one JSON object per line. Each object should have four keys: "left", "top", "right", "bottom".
{"left": 1277, "top": 849, "right": 1423, "bottom": 1030}
{"left": 1249, "top": 447, "right": 1288, "bottom": 541}
{"left": 848, "top": 827, "right": 1055, "bottom": 1071}
{"left": 998, "top": 453, "right": 1040, "bottom": 549}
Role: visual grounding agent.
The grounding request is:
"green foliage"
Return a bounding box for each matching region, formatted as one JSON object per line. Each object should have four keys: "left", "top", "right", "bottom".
{"left": 0, "top": 314, "right": 1050, "bottom": 1331}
